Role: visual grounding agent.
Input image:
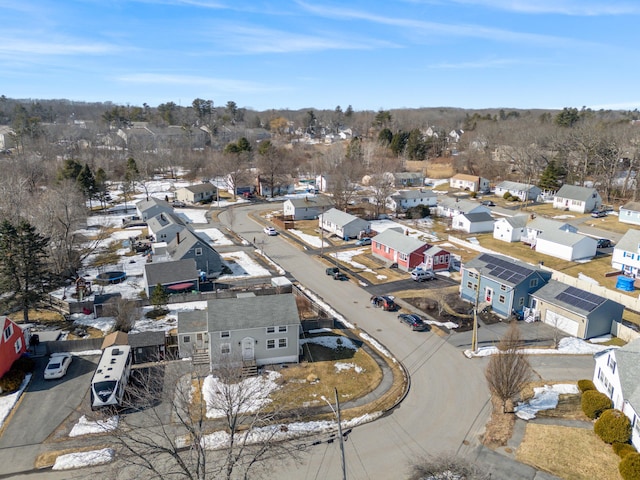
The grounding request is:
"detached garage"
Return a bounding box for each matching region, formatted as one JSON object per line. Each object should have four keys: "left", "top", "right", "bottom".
{"left": 528, "top": 280, "right": 623, "bottom": 339}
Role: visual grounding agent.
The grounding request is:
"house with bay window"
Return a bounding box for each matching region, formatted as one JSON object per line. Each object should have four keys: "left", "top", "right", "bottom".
{"left": 459, "top": 253, "right": 551, "bottom": 318}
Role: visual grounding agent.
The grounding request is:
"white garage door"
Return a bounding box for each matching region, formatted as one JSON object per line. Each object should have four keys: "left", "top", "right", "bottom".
{"left": 544, "top": 310, "right": 579, "bottom": 337}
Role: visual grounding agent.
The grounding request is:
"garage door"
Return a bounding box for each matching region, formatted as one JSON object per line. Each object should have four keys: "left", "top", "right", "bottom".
{"left": 544, "top": 310, "right": 579, "bottom": 337}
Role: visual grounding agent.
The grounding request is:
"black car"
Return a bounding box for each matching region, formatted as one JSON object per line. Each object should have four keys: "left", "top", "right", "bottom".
{"left": 398, "top": 313, "right": 428, "bottom": 331}
{"left": 481, "top": 200, "right": 495, "bottom": 207}
{"left": 597, "top": 238, "right": 613, "bottom": 249}
{"left": 370, "top": 295, "right": 397, "bottom": 311}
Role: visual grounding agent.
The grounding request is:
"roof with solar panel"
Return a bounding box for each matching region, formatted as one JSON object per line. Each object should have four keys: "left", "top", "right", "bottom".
{"left": 464, "top": 253, "right": 541, "bottom": 286}
{"left": 531, "top": 280, "right": 607, "bottom": 315}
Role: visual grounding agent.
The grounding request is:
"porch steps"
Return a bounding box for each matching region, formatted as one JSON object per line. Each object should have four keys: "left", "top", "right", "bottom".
{"left": 192, "top": 351, "right": 210, "bottom": 365}
{"left": 242, "top": 360, "right": 258, "bottom": 377}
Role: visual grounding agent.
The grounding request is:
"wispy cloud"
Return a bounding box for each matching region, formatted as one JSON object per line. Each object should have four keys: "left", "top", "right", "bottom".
{"left": 430, "top": 0, "right": 640, "bottom": 16}
{"left": 296, "top": 1, "right": 603, "bottom": 47}
{"left": 0, "top": 38, "right": 119, "bottom": 56}
{"left": 211, "top": 25, "right": 397, "bottom": 54}
{"left": 116, "top": 73, "right": 277, "bottom": 93}
{"left": 430, "top": 58, "right": 524, "bottom": 69}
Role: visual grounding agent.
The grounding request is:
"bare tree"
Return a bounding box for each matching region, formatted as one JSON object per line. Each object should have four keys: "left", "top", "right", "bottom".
{"left": 368, "top": 173, "right": 395, "bottom": 218}
{"left": 484, "top": 323, "right": 532, "bottom": 413}
{"left": 101, "top": 355, "right": 305, "bottom": 480}
{"left": 409, "top": 454, "right": 491, "bottom": 480}
{"left": 105, "top": 297, "right": 141, "bottom": 333}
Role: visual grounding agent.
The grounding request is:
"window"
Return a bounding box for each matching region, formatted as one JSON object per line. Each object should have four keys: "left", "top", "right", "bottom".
{"left": 399, "top": 252, "right": 408, "bottom": 261}
{"left": 14, "top": 337, "right": 22, "bottom": 354}
{"left": 529, "top": 278, "right": 538, "bottom": 288}
{"left": 278, "top": 338, "right": 288, "bottom": 348}
{"left": 499, "top": 295, "right": 505, "bottom": 303}
{"left": 197, "top": 333, "right": 203, "bottom": 341}
{"left": 385, "top": 246, "right": 390, "bottom": 253}
{"left": 266, "top": 327, "right": 276, "bottom": 334}
{"left": 267, "top": 339, "right": 276, "bottom": 349}
{"left": 608, "top": 356, "right": 617, "bottom": 373}
{"left": 220, "top": 331, "right": 230, "bottom": 338}
{"left": 278, "top": 326, "right": 287, "bottom": 333}
{"left": 466, "top": 281, "right": 474, "bottom": 290}
{"left": 183, "top": 335, "right": 191, "bottom": 343}
{"left": 468, "top": 272, "right": 477, "bottom": 279}
{"left": 518, "top": 297, "right": 525, "bottom": 306}
{"left": 3, "top": 324, "right": 13, "bottom": 341}
{"left": 221, "top": 343, "right": 231, "bottom": 355}
{"left": 195, "top": 248, "right": 203, "bottom": 256}
{"left": 500, "top": 285, "right": 507, "bottom": 291}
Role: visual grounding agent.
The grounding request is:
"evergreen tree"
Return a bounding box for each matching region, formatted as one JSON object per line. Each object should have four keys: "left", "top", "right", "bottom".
{"left": 406, "top": 129, "right": 427, "bottom": 160}
{"left": 0, "top": 220, "right": 50, "bottom": 323}
{"left": 378, "top": 128, "right": 393, "bottom": 146}
{"left": 150, "top": 283, "right": 169, "bottom": 314}
{"left": 57, "top": 159, "right": 83, "bottom": 182}
{"left": 94, "top": 168, "right": 109, "bottom": 209}
{"left": 538, "top": 160, "right": 565, "bottom": 190}
{"left": 76, "top": 163, "right": 96, "bottom": 208}
{"left": 390, "top": 130, "right": 410, "bottom": 156}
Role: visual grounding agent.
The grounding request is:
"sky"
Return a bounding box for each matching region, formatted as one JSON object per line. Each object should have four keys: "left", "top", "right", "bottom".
{"left": 2, "top": 0, "right": 640, "bottom": 112}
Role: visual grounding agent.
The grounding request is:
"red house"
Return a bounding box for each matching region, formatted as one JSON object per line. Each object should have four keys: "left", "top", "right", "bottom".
{"left": 0, "top": 317, "right": 27, "bottom": 378}
{"left": 371, "top": 229, "right": 428, "bottom": 272}
{"left": 423, "top": 246, "right": 452, "bottom": 272}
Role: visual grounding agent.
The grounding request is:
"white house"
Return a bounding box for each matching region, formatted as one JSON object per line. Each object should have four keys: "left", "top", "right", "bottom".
{"left": 535, "top": 230, "right": 597, "bottom": 261}
{"left": 493, "top": 215, "right": 528, "bottom": 242}
{"left": 612, "top": 229, "right": 640, "bottom": 277}
{"left": 147, "top": 212, "right": 187, "bottom": 244}
{"left": 593, "top": 339, "right": 640, "bottom": 451}
{"left": 452, "top": 212, "right": 495, "bottom": 234}
{"left": 449, "top": 174, "right": 490, "bottom": 193}
{"left": 436, "top": 197, "right": 491, "bottom": 218}
{"left": 283, "top": 196, "right": 333, "bottom": 220}
{"left": 175, "top": 183, "right": 216, "bottom": 204}
{"left": 553, "top": 185, "right": 602, "bottom": 213}
{"left": 494, "top": 181, "right": 541, "bottom": 201}
{"left": 387, "top": 189, "right": 437, "bottom": 212}
{"left": 619, "top": 202, "right": 640, "bottom": 226}
{"left": 522, "top": 217, "right": 578, "bottom": 246}
{"left": 319, "top": 208, "right": 370, "bottom": 240}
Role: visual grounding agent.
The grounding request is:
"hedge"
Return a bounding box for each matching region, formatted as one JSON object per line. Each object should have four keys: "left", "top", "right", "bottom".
{"left": 577, "top": 379, "right": 596, "bottom": 393}
{"left": 614, "top": 442, "right": 638, "bottom": 458}
{"left": 0, "top": 369, "right": 26, "bottom": 393}
{"left": 595, "top": 409, "right": 632, "bottom": 444}
{"left": 582, "top": 389, "right": 612, "bottom": 419}
{"left": 620, "top": 452, "right": 640, "bottom": 480}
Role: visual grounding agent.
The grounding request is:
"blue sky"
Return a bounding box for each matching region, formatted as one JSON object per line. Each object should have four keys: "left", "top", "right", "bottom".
{"left": 2, "top": 0, "right": 640, "bottom": 112}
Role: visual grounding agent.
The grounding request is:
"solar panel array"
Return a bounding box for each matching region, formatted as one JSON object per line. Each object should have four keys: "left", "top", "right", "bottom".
{"left": 478, "top": 254, "right": 531, "bottom": 284}
{"left": 556, "top": 286, "right": 605, "bottom": 312}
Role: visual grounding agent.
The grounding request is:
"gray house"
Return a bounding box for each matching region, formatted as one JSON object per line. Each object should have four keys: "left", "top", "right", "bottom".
{"left": 128, "top": 331, "right": 167, "bottom": 364}
{"left": 319, "top": 208, "right": 371, "bottom": 240}
{"left": 387, "top": 189, "right": 437, "bottom": 212}
{"left": 393, "top": 172, "right": 424, "bottom": 187}
{"left": 177, "top": 293, "right": 301, "bottom": 368}
{"left": 147, "top": 212, "right": 187, "bottom": 244}
{"left": 529, "top": 280, "right": 623, "bottom": 339}
{"left": 167, "top": 229, "right": 223, "bottom": 279}
{"left": 460, "top": 253, "right": 551, "bottom": 318}
{"left": 619, "top": 202, "right": 640, "bottom": 226}
{"left": 136, "top": 197, "right": 173, "bottom": 221}
{"left": 143, "top": 258, "right": 200, "bottom": 297}
{"left": 436, "top": 197, "right": 491, "bottom": 218}
{"left": 283, "top": 196, "right": 334, "bottom": 220}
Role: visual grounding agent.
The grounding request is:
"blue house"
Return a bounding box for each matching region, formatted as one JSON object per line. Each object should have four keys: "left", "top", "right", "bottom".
{"left": 460, "top": 253, "right": 551, "bottom": 318}
{"left": 619, "top": 202, "right": 640, "bottom": 226}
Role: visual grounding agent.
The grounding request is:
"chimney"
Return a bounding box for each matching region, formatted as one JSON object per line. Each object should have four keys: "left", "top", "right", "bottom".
{"left": 176, "top": 231, "right": 181, "bottom": 244}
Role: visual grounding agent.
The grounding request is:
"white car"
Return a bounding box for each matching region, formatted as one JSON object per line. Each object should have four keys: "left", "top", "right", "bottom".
{"left": 264, "top": 226, "right": 277, "bottom": 236}
{"left": 44, "top": 353, "right": 72, "bottom": 380}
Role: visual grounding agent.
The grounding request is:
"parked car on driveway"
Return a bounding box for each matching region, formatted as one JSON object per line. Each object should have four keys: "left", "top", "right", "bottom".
{"left": 398, "top": 313, "right": 428, "bottom": 331}
{"left": 264, "top": 226, "right": 277, "bottom": 236}
{"left": 355, "top": 237, "right": 372, "bottom": 246}
{"left": 44, "top": 353, "right": 72, "bottom": 380}
{"left": 410, "top": 269, "right": 436, "bottom": 282}
{"left": 480, "top": 200, "right": 495, "bottom": 207}
{"left": 591, "top": 210, "right": 607, "bottom": 218}
{"left": 597, "top": 238, "right": 613, "bottom": 248}
{"left": 326, "top": 266, "right": 340, "bottom": 276}
{"left": 370, "top": 295, "right": 397, "bottom": 311}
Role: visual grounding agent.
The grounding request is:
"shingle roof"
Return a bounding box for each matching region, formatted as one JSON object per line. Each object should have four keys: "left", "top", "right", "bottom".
{"left": 615, "top": 229, "right": 640, "bottom": 252}
{"left": 287, "top": 196, "right": 334, "bottom": 209}
{"left": 555, "top": 184, "right": 599, "bottom": 202}
{"left": 621, "top": 202, "right": 640, "bottom": 212}
{"left": 496, "top": 181, "right": 539, "bottom": 192}
{"left": 538, "top": 230, "right": 596, "bottom": 247}
{"left": 438, "top": 197, "right": 486, "bottom": 212}
{"left": 614, "top": 339, "right": 640, "bottom": 409}
{"left": 451, "top": 173, "right": 480, "bottom": 182}
{"left": 136, "top": 197, "right": 172, "bottom": 213}
{"left": 321, "top": 208, "right": 369, "bottom": 228}
{"left": 144, "top": 258, "right": 198, "bottom": 286}
{"left": 501, "top": 215, "right": 528, "bottom": 228}
{"left": 392, "top": 189, "right": 436, "bottom": 200}
{"left": 461, "top": 212, "right": 494, "bottom": 223}
{"left": 207, "top": 294, "right": 300, "bottom": 331}
{"left": 182, "top": 183, "right": 216, "bottom": 194}
{"left": 372, "top": 228, "right": 427, "bottom": 254}
{"left": 128, "top": 331, "right": 166, "bottom": 348}
{"left": 167, "top": 228, "right": 220, "bottom": 262}
{"left": 527, "top": 217, "right": 572, "bottom": 232}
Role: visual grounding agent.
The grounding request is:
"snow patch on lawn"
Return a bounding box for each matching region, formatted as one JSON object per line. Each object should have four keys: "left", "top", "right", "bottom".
{"left": 335, "top": 362, "right": 363, "bottom": 373}
{"left": 69, "top": 415, "right": 119, "bottom": 437}
{"left": 515, "top": 384, "right": 579, "bottom": 420}
{"left": 465, "top": 337, "right": 614, "bottom": 358}
{"left": 288, "top": 229, "right": 329, "bottom": 248}
{"left": 0, "top": 374, "right": 31, "bottom": 430}
{"left": 203, "top": 371, "right": 281, "bottom": 419}
{"left": 52, "top": 448, "right": 114, "bottom": 470}
{"left": 302, "top": 336, "right": 357, "bottom": 350}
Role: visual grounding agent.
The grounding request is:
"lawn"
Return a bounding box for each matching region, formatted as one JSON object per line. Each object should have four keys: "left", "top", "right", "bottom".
{"left": 517, "top": 424, "right": 623, "bottom": 480}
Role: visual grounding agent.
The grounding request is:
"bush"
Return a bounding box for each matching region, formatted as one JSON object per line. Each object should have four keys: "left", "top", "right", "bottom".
{"left": 0, "top": 369, "right": 26, "bottom": 393}
{"left": 620, "top": 452, "right": 640, "bottom": 480}
{"left": 614, "top": 442, "right": 637, "bottom": 458}
{"left": 595, "top": 409, "right": 632, "bottom": 444}
{"left": 502, "top": 192, "right": 512, "bottom": 200}
{"left": 12, "top": 355, "right": 35, "bottom": 374}
{"left": 578, "top": 379, "right": 597, "bottom": 392}
{"left": 582, "top": 389, "right": 612, "bottom": 419}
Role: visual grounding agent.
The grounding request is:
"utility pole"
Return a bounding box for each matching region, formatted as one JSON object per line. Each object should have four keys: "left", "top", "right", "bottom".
{"left": 335, "top": 387, "right": 347, "bottom": 480}
{"left": 472, "top": 269, "right": 480, "bottom": 352}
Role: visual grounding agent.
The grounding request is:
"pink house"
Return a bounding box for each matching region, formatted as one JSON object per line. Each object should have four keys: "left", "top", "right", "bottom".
{"left": 371, "top": 229, "right": 428, "bottom": 272}
{"left": 423, "top": 246, "right": 452, "bottom": 272}
{"left": 0, "top": 317, "right": 27, "bottom": 378}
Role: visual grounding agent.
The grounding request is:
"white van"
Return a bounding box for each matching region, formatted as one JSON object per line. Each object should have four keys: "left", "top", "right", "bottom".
{"left": 410, "top": 269, "right": 435, "bottom": 282}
